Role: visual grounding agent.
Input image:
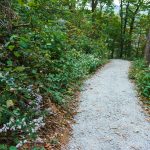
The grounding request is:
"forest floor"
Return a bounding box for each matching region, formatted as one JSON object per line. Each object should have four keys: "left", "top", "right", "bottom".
{"left": 62, "top": 59, "right": 150, "bottom": 150}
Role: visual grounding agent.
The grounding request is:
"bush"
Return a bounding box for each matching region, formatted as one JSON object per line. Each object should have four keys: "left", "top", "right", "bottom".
{"left": 0, "top": 0, "right": 108, "bottom": 148}
{"left": 46, "top": 50, "right": 104, "bottom": 104}
{"left": 0, "top": 20, "right": 107, "bottom": 149}
{"left": 130, "top": 59, "right": 150, "bottom": 100}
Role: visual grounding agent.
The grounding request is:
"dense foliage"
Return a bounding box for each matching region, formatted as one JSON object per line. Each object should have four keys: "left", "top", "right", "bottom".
{"left": 0, "top": 0, "right": 108, "bottom": 148}
{"left": 119, "top": 0, "right": 150, "bottom": 59}
{"left": 130, "top": 59, "right": 150, "bottom": 100}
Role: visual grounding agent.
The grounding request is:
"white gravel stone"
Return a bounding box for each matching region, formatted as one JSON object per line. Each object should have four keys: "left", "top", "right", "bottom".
{"left": 63, "top": 59, "right": 150, "bottom": 150}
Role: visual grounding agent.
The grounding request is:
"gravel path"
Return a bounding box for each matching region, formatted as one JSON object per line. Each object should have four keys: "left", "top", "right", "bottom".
{"left": 63, "top": 59, "right": 150, "bottom": 150}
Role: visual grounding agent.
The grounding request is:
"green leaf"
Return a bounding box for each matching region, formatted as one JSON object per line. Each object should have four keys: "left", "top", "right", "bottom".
{"left": 9, "top": 146, "right": 17, "bottom": 150}
{"left": 14, "top": 51, "right": 21, "bottom": 57}
{"left": 19, "top": 38, "right": 28, "bottom": 48}
{"left": 32, "top": 69, "right": 37, "bottom": 74}
{"left": 0, "top": 73, "right": 3, "bottom": 78}
{"left": 18, "top": 0, "right": 24, "bottom": 5}
{"left": 14, "top": 66, "right": 25, "bottom": 72}
{"left": 0, "top": 144, "right": 7, "bottom": 150}
{"left": 6, "top": 100, "right": 14, "bottom": 108}
{"left": 7, "top": 60, "right": 13, "bottom": 66}
{"left": 8, "top": 45, "right": 15, "bottom": 51}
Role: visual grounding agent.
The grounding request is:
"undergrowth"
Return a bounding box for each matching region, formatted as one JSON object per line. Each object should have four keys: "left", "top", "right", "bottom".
{"left": 129, "top": 59, "right": 150, "bottom": 102}
{"left": 0, "top": 1, "right": 108, "bottom": 148}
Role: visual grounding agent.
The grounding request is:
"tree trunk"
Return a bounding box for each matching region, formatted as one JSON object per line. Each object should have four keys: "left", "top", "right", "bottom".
{"left": 127, "top": 1, "right": 141, "bottom": 57}
{"left": 91, "top": 0, "right": 98, "bottom": 22}
{"left": 144, "top": 29, "right": 150, "bottom": 64}
{"left": 123, "top": 2, "right": 130, "bottom": 35}
{"left": 68, "top": 0, "right": 76, "bottom": 12}
{"left": 123, "top": 1, "right": 130, "bottom": 57}
{"left": 120, "top": 0, "right": 123, "bottom": 58}
{"left": 92, "top": 0, "right": 98, "bottom": 12}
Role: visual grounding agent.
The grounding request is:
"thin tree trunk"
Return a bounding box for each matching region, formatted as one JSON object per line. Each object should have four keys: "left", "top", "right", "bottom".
{"left": 127, "top": 1, "right": 141, "bottom": 57}
{"left": 136, "top": 30, "right": 142, "bottom": 57}
{"left": 123, "top": 1, "right": 130, "bottom": 56}
{"left": 144, "top": 29, "right": 150, "bottom": 64}
{"left": 123, "top": 2, "right": 130, "bottom": 35}
{"left": 120, "top": 0, "right": 123, "bottom": 58}
{"left": 91, "top": 0, "right": 98, "bottom": 22}
{"left": 92, "top": 0, "right": 98, "bottom": 12}
{"left": 69, "top": 0, "right": 76, "bottom": 12}
{"left": 111, "top": 40, "right": 115, "bottom": 58}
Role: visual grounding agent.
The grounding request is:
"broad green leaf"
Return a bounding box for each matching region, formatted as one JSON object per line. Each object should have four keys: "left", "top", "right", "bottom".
{"left": 14, "top": 51, "right": 21, "bottom": 57}
{"left": 8, "top": 45, "right": 15, "bottom": 51}
{"left": 7, "top": 60, "right": 13, "bottom": 66}
{"left": 6, "top": 100, "right": 14, "bottom": 108}
{"left": 9, "top": 146, "right": 17, "bottom": 150}
{"left": 14, "top": 66, "right": 25, "bottom": 72}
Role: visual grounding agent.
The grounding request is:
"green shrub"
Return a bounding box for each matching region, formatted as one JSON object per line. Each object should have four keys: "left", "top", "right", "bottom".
{"left": 130, "top": 59, "right": 150, "bottom": 99}
{"left": 0, "top": 23, "right": 107, "bottom": 148}
{"left": 0, "top": 0, "right": 108, "bottom": 148}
